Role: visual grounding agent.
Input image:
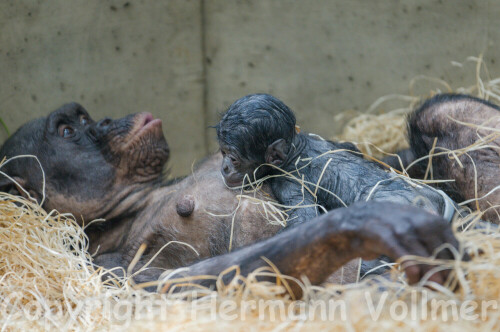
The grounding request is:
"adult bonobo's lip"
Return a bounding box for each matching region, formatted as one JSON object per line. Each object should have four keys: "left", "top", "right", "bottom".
{"left": 123, "top": 112, "right": 164, "bottom": 146}
{"left": 134, "top": 112, "right": 163, "bottom": 137}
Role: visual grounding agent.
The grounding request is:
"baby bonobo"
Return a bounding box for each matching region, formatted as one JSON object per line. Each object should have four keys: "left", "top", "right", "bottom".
{"left": 216, "top": 94, "right": 455, "bottom": 227}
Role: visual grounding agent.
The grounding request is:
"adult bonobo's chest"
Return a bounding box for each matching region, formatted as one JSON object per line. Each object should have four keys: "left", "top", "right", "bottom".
{"left": 0, "top": 103, "right": 282, "bottom": 272}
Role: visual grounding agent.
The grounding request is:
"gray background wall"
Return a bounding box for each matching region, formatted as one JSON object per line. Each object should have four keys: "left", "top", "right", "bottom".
{"left": 1, "top": 0, "right": 499, "bottom": 176}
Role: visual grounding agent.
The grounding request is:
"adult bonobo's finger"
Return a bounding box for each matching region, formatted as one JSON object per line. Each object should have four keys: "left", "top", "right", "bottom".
{"left": 434, "top": 228, "right": 470, "bottom": 286}
{"left": 419, "top": 264, "right": 444, "bottom": 286}
{"left": 415, "top": 222, "right": 464, "bottom": 287}
{"left": 421, "top": 229, "right": 456, "bottom": 261}
{"left": 401, "top": 260, "right": 422, "bottom": 285}
{"left": 441, "top": 227, "right": 470, "bottom": 261}
{"left": 414, "top": 217, "right": 455, "bottom": 258}
{"left": 398, "top": 235, "right": 440, "bottom": 285}
{"left": 442, "top": 226, "right": 460, "bottom": 250}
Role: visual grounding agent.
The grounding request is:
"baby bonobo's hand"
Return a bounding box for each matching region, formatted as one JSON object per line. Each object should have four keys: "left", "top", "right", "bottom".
{"left": 335, "top": 201, "right": 465, "bottom": 285}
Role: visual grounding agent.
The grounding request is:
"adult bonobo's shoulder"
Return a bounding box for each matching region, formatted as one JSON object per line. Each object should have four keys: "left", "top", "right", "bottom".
{"left": 408, "top": 93, "right": 500, "bottom": 158}
{"left": 0, "top": 102, "right": 170, "bottom": 223}
{"left": 404, "top": 93, "right": 500, "bottom": 222}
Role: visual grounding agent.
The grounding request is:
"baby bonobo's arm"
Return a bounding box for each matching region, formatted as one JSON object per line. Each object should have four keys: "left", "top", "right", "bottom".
{"left": 271, "top": 176, "right": 321, "bottom": 228}
{"left": 157, "top": 201, "right": 462, "bottom": 297}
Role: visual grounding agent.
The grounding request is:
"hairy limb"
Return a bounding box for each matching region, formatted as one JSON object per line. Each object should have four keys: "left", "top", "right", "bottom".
{"left": 154, "top": 201, "right": 461, "bottom": 297}
{"left": 271, "top": 177, "right": 321, "bottom": 228}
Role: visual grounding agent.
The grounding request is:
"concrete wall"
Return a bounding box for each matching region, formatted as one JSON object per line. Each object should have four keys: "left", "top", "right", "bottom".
{"left": 1, "top": 0, "right": 500, "bottom": 176}
{"left": 0, "top": 0, "right": 205, "bottom": 176}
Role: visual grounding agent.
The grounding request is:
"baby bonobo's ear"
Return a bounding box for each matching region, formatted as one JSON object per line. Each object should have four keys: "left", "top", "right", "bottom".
{"left": 265, "top": 139, "right": 288, "bottom": 166}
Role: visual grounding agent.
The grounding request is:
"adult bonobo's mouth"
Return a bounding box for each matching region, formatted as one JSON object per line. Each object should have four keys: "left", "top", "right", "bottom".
{"left": 96, "top": 112, "right": 169, "bottom": 180}
{"left": 126, "top": 112, "right": 164, "bottom": 145}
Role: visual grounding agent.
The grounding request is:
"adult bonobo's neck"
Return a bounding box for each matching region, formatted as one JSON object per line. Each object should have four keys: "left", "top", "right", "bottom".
{"left": 85, "top": 179, "right": 163, "bottom": 254}
{"left": 281, "top": 134, "right": 308, "bottom": 169}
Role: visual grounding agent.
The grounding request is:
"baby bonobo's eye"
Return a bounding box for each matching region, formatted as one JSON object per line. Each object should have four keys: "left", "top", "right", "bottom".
{"left": 80, "top": 115, "right": 89, "bottom": 126}
{"left": 230, "top": 155, "right": 240, "bottom": 166}
{"left": 58, "top": 124, "right": 75, "bottom": 138}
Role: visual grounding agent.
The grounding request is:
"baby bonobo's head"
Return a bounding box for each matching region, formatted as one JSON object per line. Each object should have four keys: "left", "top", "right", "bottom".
{"left": 216, "top": 93, "right": 296, "bottom": 187}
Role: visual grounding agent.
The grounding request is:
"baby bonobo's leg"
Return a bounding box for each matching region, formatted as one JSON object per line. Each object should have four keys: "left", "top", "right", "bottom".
{"left": 154, "top": 201, "right": 462, "bottom": 297}
{"left": 407, "top": 94, "right": 500, "bottom": 222}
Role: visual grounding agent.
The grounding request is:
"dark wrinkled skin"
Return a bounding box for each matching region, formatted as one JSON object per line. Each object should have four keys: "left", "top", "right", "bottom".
{"left": 216, "top": 94, "right": 450, "bottom": 228}
{"left": 0, "top": 103, "right": 462, "bottom": 295}
{"left": 172, "top": 201, "right": 461, "bottom": 296}
{"left": 384, "top": 94, "right": 500, "bottom": 223}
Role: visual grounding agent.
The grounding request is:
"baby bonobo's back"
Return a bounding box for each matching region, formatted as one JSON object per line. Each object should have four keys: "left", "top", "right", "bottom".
{"left": 216, "top": 93, "right": 452, "bottom": 227}
{"left": 271, "top": 132, "right": 449, "bottom": 226}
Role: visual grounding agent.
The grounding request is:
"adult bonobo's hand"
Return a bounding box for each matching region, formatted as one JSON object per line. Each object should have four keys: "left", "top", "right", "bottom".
{"left": 334, "top": 201, "right": 462, "bottom": 285}
{"left": 155, "top": 201, "right": 464, "bottom": 296}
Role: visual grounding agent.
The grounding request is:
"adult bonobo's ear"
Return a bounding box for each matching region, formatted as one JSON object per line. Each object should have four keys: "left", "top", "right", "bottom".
{"left": 265, "top": 139, "right": 288, "bottom": 166}
{"left": 0, "top": 174, "right": 40, "bottom": 203}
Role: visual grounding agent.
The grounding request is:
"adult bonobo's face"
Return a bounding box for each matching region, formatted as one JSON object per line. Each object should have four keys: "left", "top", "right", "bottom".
{"left": 0, "top": 103, "right": 169, "bottom": 223}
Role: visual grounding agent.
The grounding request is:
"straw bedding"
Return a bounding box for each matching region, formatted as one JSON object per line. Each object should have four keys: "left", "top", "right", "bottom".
{"left": 0, "top": 56, "right": 499, "bottom": 331}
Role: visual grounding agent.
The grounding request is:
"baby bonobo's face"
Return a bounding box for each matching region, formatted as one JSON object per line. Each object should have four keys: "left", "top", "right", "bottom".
{"left": 216, "top": 93, "right": 296, "bottom": 187}
{"left": 219, "top": 144, "right": 262, "bottom": 187}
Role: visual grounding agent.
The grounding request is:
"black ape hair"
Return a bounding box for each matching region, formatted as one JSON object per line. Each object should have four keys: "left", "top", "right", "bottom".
{"left": 216, "top": 93, "right": 296, "bottom": 163}
{"left": 216, "top": 93, "right": 453, "bottom": 227}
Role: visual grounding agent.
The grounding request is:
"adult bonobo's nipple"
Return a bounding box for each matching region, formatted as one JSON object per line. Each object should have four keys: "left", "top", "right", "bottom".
{"left": 176, "top": 194, "right": 195, "bottom": 217}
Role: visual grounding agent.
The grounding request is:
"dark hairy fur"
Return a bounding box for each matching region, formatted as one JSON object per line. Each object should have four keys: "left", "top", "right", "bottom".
{"left": 216, "top": 94, "right": 449, "bottom": 228}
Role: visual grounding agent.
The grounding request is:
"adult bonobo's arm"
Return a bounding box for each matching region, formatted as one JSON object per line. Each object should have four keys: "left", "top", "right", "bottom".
{"left": 153, "top": 201, "right": 462, "bottom": 297}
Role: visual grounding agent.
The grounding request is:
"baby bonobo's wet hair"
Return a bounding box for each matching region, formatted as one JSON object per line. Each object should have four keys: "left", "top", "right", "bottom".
{"left": 216, "top": 94, "right": 296, "bottom": 162}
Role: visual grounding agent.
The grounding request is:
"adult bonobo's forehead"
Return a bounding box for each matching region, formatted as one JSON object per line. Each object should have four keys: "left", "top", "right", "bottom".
{"left": 0, "top": 102, "right": 169, "bottom": 223}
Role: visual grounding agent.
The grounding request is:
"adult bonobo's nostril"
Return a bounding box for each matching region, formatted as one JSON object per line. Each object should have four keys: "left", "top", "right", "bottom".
{"left": 97, "top": 118, "right": 112, "bottom": 129}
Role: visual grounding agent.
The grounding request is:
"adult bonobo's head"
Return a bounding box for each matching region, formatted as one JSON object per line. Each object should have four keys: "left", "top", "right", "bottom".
{"left": 0, "top": 102, "right": 169, "bottom": 223}
{"left": 216, "top": 93, "right": 296, "bottom": 187}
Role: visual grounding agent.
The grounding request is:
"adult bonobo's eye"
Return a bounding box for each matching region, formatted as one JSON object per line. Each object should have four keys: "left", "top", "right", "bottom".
{"left": 80, "top": 115, "right": 89, "bottom": 126}
{"left": 58, "top": 125, "right": 75, "bottom": 138}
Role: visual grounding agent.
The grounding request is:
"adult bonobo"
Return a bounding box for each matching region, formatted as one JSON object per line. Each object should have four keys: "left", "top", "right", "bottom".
{"left": 0, "top": 102, "right": 462, "bottom": 295}
{"left": 0, "top": 102, "right": 281, "bottom": 272}
{"left": 384, "top": 94, "right": 500, "bottom": 223}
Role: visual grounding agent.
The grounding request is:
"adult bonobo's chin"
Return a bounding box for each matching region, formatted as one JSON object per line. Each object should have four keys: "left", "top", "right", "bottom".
{"left": 0, "top": 102, "right": 169, "bottom": 223}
